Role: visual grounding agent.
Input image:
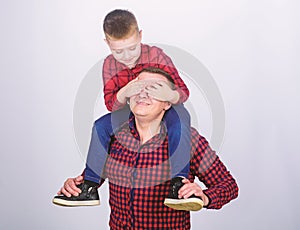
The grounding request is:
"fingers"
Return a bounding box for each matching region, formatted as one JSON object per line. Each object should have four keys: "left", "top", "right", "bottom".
{"left": 57, "top": 178, "right": 82, "bottom": 197}
{"left": 144, "top": 84, "right": 162, "bottom": 95}
{"left": 178, "top": 184, "right": 196, "bottom": 199}
{"left": 126, "top": 85, "right": 143, "bottom": 98}
{"left": 145, "top": 82, "right": 171, "bottom": 94}
{"left": 150, "top": 81, "right": 169, "bottom": 88}
{"left": 123, "top": 86, "right": 139, "bottom": 98}
{"left": 66, "top": 178, "right": 82, "bottom": 194}
{"left": 145, "top": 85, "right": 157, "bottom": 90}
{"left": 146, "top": 82, "right": 163, "bottom": 89}
{"left": 129, "top": 77, "right": 139, "bottom": 83}
{"left": 145, "top": 87, "right": 169, "bottom": 101}
{"left": 126, "top": 79, "right": 172, "bottom": 101}
{"left": 59, "top": 187, "right": 72, "bottom": 197}
{"left": 74, "top": 175, "right": 84, "bottom": 185}
{"left": 154, "top": 81, "right": 167, "bottom": 87}
{"left": 178, "top": 179, "right": 203, "bottom": 199}
{"left": 131, "top": 80, "right": 165, "bottom": 94}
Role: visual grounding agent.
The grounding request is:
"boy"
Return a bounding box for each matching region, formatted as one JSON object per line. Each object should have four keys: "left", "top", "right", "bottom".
{"left": 53, "top": 9, "right": 203, "bottom": 211}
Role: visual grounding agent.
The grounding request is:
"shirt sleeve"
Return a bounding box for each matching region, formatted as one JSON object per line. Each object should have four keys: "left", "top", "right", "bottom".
{"left": 156, "top": 49, "right": 190, "bottom": 103}
{"left": 189, "top": 129, "right": 239, "bottom": 209}
{"left": 102, "top": 56, "right": 129, "bottom": 111}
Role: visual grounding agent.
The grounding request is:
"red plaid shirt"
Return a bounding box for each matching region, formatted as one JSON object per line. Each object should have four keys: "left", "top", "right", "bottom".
{"left": 102, "top": 116, "right": 239, "bottom": 230}
{"left": 102, "top": 44, "right": 190, "bottom": 111}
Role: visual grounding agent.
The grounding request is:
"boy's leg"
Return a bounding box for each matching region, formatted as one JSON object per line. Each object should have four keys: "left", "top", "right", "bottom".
{"left": 163, "top": 104, "right": 203, "bottom": 211}
{"left": 83, "top": 114, "right": 113, "bottom": 184}
{"left": 165, "top": 104, "right": 190, "bottom": 179}
{"left": 84, "top": 106, "right": 131, "bottom": 183}
{"left": 53, "top": 106, "right": 131, "bottom": 207}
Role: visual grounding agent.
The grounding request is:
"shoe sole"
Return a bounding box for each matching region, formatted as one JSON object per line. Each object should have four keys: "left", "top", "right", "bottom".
{"left": 52, "top": 198, "right": 100, "bottom": 207}
{"left": 164, "top": 197, "right": 204, "bottom": 211}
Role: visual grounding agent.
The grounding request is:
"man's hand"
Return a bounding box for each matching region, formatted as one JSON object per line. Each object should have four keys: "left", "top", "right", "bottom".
{"left": 178, "top": 178, "right": 210, "bottom": 206}
{"left": 145, "top": 81, "right": 179, "bottom": 104}
{"left": 117, "top": 78, "right": 145, "bottom": 104}
{"left": 57, "top": 175, "right": 84, "bottom": 197}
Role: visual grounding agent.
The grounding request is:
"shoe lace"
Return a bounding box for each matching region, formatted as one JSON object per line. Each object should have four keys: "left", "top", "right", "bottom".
{"left": 87, "top": 187, "right": 93, "bottom": 193}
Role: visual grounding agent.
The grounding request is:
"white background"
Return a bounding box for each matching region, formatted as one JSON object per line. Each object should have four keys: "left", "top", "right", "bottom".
{"left": 1, "top": 0, "right": 299, "bottom": 229}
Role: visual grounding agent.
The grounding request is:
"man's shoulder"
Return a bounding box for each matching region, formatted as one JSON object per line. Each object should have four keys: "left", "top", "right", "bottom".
{"left": 190, "top": 127, "right": 210, "bottom": 146}
{"left": 114, "top": 116, "right": 135, "bottom": 137}
{"left": 114, "top": 120, "right": 131, "bottom": 134}
{"left": 190, "top": 127, "right": 200, "bottom": 137}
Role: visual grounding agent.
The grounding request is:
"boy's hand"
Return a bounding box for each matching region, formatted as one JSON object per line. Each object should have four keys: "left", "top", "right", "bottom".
{"left": 57, "top": 175, "right": 83, "bottom": 197}
{"left": 117, "top": 78, "right": 144, "bottom": 104}
{"left": 145, "top": 81, "right": 179, "bottom": 104}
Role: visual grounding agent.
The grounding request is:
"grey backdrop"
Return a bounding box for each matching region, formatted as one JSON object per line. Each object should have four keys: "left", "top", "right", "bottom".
{"left": 1, "top": 0, "right": 299, "bottom": 229}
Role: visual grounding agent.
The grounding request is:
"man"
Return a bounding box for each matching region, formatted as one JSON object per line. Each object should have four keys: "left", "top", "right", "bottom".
{"left": 54, "top": 67, "right": 238, "bottom": 229}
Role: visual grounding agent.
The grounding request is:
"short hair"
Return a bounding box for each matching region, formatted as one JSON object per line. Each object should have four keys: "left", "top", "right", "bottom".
{"left": 103, "top": 9, "right": 139, "bottom": 40}
{"left": 139, "top": 67, "right": 176, "bottom": 90}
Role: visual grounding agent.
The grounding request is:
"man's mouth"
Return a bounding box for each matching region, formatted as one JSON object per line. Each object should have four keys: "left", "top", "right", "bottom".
{"left": 136, "top": 100, "right": 150, "bottom": 105}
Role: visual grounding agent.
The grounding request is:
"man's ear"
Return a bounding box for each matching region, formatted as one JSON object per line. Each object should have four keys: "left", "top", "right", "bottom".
{"left": 163, "top": 102, "right": 172, "bottom": 111}
{"left": 138, "top": 30, "right": 143, "bottom": 40}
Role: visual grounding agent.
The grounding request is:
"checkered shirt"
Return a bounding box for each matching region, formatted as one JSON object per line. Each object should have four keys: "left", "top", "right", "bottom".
{"left": 102, "top": 43, "right": 190, "bottom": 111}
{"left": 102, "top": 116, "right": 239, "bottom": 230}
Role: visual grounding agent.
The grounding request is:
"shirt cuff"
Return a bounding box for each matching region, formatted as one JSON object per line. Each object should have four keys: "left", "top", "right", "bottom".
{"left": 111, "top": 95, "right": 126, "bottom": 111}
{"left": 202, "top": 188, "right": 219, "bottom": 209}
{"left": 176, "top": 88, "right": 188, "bottom": 104}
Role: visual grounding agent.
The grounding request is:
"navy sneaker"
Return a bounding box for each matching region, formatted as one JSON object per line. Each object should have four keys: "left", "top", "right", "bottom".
{"left": 164, "top": 177, "right": 204, "bottom": 211}
{"left": 52, "top": 182, "right": 100, "bottom": 207}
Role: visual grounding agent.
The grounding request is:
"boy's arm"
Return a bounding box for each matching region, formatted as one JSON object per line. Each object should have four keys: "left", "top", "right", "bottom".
{"left": 102, "top": 47, "right": 190, "bottom": 111}
{"left": 102, "top": 57, "right": 134, "bottom": 111}
{"left": 156, "top": 49, "right": 190, "bottom": 103}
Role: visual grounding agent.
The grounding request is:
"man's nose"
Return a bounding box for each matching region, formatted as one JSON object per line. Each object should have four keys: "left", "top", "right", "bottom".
{"left": 138, "top": 89, "right": 148, "bottom": 98}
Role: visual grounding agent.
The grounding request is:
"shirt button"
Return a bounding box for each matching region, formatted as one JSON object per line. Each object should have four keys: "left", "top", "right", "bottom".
{"left": 133, "top": 170, "right": 137, "bottom": 178}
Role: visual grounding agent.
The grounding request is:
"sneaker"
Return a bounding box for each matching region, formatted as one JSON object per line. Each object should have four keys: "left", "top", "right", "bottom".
{"left": 164, "top": 177, "right": 204, "bottom": 211}
{"left": 52, "top": 182, "right": 100, "bottom": 207}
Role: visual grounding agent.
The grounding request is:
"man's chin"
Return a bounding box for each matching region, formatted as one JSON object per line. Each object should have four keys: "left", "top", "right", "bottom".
{"left": 132, "top": 106, "right": 150, "bottom": 116}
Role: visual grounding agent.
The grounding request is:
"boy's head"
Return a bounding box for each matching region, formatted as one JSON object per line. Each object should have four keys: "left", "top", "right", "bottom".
{"left": 103, "top": 9, "right": 139, "bottom": 40}
{"left": 103, "top": 9, "right": 142, "bottom": 67}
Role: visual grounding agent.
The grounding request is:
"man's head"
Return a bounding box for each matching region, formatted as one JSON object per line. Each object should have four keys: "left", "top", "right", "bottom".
{"left": 103, "top": 9, "right": 142, "bottom": 67}
{"left": 129, "top": 67, "right": 173, "bottom": 123}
